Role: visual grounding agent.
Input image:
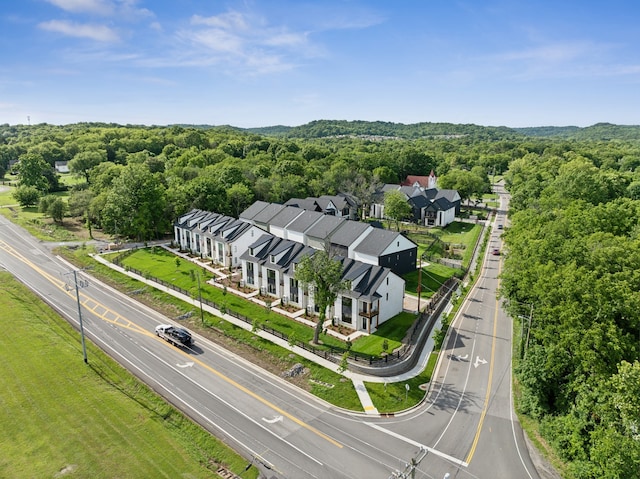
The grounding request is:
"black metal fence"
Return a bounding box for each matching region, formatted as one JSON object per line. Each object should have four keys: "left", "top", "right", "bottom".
{"left": 112, "top": 255, "right": 459, "bottom": 370}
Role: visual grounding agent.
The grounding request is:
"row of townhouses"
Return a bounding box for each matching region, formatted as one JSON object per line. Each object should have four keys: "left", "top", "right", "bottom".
{"left": 173, "top": 201, "right": 418, "bottom": 333}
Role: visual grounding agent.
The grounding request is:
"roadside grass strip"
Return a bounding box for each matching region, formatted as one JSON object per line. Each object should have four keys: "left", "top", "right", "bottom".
{"left": 0, "top": 271, "right": 257, "bottom": 479}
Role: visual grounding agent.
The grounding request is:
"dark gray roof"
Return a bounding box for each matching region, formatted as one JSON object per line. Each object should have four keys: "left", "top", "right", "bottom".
{"left": 285, "top": 210, "right": 325, "bottom": 234}
{"left": 353, "top": 228, "right": 406, "bottom": 256}
{"left": 268, "top": 206, "right": 305, "bottom": 228}
{"left": 340, "top": 258, "right": 388, "bottom": 301}
{"left": 284, "top": 198, "right": 321, "bottom": 212}
{"left": 239, "top": 201, "right": 270, "bottom": 221}
{"left": 240, "top": 233, "right": 280, "bottom": 262}
{"left": 436, "top": 189, "right": 461, "bottom": 202}
{"left": 328, "top": 220, "right": 371, "bottom": 247}
{"left": 252, "top": 203, "right": 286, "bottom": 225}
{"left": 305, "top": 215, "right": 345, "bottom": 241}
{"left": 218, "top": 219, "right": 252, "bottom": 242}
{"left": 425, "top": 196, "right": 454, "bottom": 211}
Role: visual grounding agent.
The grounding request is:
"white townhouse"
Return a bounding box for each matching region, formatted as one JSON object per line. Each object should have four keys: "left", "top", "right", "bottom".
{"left": 240, "top": 232, "right": 405, "bottom": 333}
{"left": 239, "top": 201, "right": 418, "bottom": 277}
{"left": 174, "top": 209, "right": 263, "bottom": 268}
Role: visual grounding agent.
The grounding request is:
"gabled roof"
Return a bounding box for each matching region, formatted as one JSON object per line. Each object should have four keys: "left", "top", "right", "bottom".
{"left": 284, "top": 197, "right": 322, "bottom": 212}
{"left": 285, "top": 210, "right": 325, "bottom": 234}
{"left": 401, "top": 175, "right": 430, "bottom": 188}
{"left": 328, "top": 220, "right": 371, "bottom": 247}
{"left": 407, "top": 194, "right": 430, "bottom": 209}
{"left": 175, "top": 208, "right": 203, "bottom": 227}
{"left": 268, "top": 206, "right": 305, "bottom": 228}
{"left": 436, "top": 189, "right": 461, "bottom": 203}
{"left": 425, "top": 196, "right": 454, "bottom": 211}
{"left": 239, "top": 201, "right": 270, "bottom": 221}
{"left": 340, "top": 258, "right": 388, "bottom": 301}
{"left": 240, "top": 233, "right": 280, "bottom": 262}
{"left": 305, "top": 214, "right": 345, "bottom": 241}
{"left": 218, "top": 219, "right": 252, "bottom": 242}
{"left": 316, "top": 194, "right": 358, "bottom": 211}
{"left": 353, "top": 228, "right": 414, "bottom": 256}
{"left": 252, "top": 203, "right": 287, "bottom": 225}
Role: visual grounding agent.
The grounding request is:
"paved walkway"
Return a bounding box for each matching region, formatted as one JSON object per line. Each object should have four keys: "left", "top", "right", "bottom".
{"left": 91, "top": 246, "right": 461, "bottom": 415}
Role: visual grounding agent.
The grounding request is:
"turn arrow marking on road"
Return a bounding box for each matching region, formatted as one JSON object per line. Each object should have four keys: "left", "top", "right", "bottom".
{"left": 262, "top": 416, "right": 283, "bottom": 424}
{"left": 177, "top": 362, "right": 194, "bottom": 368}
{"left": 473, "top": 356, "right": 487, "bottom": 368}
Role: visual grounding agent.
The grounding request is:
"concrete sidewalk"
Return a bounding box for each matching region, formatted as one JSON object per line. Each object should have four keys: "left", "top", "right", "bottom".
{"left": 91, "top": 251, "right": 455, "bottom": 415}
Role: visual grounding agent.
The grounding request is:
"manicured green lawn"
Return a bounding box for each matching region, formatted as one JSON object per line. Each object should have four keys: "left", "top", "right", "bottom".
{"left": 0, "top": 271, "right": 256, "bottom": 479}
{"left": 352, "top": 312, "right": 416, "bottom": 356}
{"left": 366, "top": 352, "right": 438, "bottom": 412}
{"left": 403, "top": 262, "right": 460, "bottom": 295}
{"left": 118, "top": 247, "right": 417, "bottom": 359}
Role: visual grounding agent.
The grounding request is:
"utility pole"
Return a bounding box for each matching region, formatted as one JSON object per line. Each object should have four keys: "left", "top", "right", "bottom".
{"left": 389, "top": 447, "right": 427, "bottom": 479}
{"left": 64, "top": 269, "right": 90, "bottom": 363}
{"left": 524, "top": 303, "right": 533, "bottom": 358}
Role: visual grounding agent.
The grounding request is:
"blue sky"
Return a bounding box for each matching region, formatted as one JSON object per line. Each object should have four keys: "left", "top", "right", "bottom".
{"left": 1, "top": 0, "right": 639, "bottom": 128}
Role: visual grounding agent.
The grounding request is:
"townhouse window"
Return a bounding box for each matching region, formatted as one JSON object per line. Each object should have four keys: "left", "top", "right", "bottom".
{"left": 267, "top": 269, "right": 276, "bottom": 294}
{"left": 247, "top": 262, "right": 255, "bottom": 284}
{"left": 290, "top": 278, "right": 299, "bottom": 304}
{"left": 342, "top": 297, "right": 352, "bottom": 324}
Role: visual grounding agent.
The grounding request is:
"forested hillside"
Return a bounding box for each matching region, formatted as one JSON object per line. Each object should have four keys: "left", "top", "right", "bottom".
{"left": 502, "top": 150, "right": 640, "bottom": 477}
{"left": 513, "top": 122, "right": 640, "bottom": 140}
{"left": 1, "top": 120, "right": 640, "bottom": 477}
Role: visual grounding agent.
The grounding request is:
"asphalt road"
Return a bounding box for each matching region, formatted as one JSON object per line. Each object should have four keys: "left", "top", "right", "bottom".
{"left": 0, "top": 188, "right": 545, "bottom": 479}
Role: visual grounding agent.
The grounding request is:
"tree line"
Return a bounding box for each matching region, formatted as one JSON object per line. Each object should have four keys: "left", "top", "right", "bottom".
{"left": 502, "top": 148, "right": 640, "bottom": 477}
{"left": 1, "top": 120, "right": 640, "bottom": 475}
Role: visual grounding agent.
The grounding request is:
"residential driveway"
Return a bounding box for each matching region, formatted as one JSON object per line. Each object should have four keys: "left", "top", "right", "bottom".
{"left": 403, "top": 293, "right": 421, "bottom": 312}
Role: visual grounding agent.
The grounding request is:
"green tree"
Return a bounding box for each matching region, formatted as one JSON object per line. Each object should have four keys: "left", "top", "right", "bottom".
{"left": 17, "top": 152, "right": 50, "bottom": 192}
{"left": 48, "top": 197, "right": 67, "bottom": 224}
{"left": 38, "top": 195, "right": 67, "bottom": 224}
{"left": 12, "top": 185, "right": 41, "bottom": 207}
{"left": 383, "top": 190, "right": 411, "bottom": 231}
{"left": 101, "top": 163, "right": 168, "bottom": 240}
{"left": 69, "top": 150, "right": 105, "bottom": 184}
{"left": 439, "top": 168, "right": 485, "bottom": 203}
{"left": 227, "top": 183, "right": 254, "bottom": 217}
{"left": 294, "top": 251, "right": 350, "bottom": 344}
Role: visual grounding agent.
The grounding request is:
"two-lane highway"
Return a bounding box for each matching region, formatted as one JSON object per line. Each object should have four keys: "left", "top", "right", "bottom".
{"left": 0, "top": 188, "right": 545, "bottom": 479}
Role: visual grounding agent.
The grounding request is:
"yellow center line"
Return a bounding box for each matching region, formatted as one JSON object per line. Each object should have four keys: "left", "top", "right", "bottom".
{"left": 465, "top": 252, "right": 501, "bottom": 464}
{"left": 0, "top": 240, "right": 343, "bottom": 448}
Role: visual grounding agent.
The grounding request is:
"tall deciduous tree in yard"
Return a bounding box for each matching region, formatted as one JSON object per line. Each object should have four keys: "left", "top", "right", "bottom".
{"left": 384, "top": 189, "right": 411, "bottom": 231}
{"left": 17, "top": 152, "right": 50, "bottom": 192}
{"left": 69, "top": 150, "right": 105, "bottom": 184}
{"left": 294, "top": 251, "right": 350, "bottom": 345}
{"left": 100, "top": 163, "right": 168, "bottom": 241}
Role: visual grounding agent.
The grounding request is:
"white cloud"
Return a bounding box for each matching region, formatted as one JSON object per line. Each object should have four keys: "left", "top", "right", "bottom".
{"left": 44, "top": 0, "right": 113, "bottom": 15}
{"left": 38, "top": 19, "right": 120, "bottom": 42}
{"left": 177, "top": 10, "right": 319, "bottom": 74}
{"left": 44, "top": 0, "right": 153, "bottom": 21}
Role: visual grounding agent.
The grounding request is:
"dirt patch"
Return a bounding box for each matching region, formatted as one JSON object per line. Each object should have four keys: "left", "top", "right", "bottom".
{"left": 61, "top": 216, "right": 112, "bottom": 242}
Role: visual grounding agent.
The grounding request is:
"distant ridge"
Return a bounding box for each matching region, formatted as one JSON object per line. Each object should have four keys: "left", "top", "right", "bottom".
{"left": 244, "top": 120, "right": 640, "bottom": 141}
